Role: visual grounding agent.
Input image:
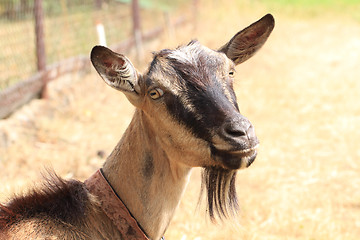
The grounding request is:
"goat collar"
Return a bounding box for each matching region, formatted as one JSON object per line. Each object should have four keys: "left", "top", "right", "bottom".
{"left": 84, "top": 169, "right": 150, "bottom": 240}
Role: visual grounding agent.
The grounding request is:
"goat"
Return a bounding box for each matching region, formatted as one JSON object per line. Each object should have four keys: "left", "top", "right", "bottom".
{"left": 0, "top": 14, "right": 274, "bottom": 240}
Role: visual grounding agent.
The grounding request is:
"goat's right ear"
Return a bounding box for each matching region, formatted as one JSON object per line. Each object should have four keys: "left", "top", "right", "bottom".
{"left": 90, "top": 46, "right": 141, "bottom": 95}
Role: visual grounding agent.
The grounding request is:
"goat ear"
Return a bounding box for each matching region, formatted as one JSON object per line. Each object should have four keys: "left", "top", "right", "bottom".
{"left": 90, "top": 46, "right": 140, "bottom": 94}
{"left": 219, "top": 14, "right": 275, "bottom": 65}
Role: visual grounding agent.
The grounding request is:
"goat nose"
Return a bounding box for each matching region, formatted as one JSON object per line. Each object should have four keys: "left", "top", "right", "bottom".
{"left": 224, "top": 122, "right": 247, "bottom": 138}
{"left": 223, "top": 117, "right": 251, "bottom": 139}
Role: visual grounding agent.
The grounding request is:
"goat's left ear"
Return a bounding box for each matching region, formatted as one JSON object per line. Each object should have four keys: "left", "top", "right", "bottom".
{"left": 219, "top": 14, "right": 275, "bottom": 65}
{"left": 90, "top": 46, "right": 141, "bottom": 95}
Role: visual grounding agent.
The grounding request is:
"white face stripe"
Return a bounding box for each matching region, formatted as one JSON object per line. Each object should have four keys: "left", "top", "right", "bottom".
{"left": 167, "top": 41, "right": 222, "bottom": 66}
{"left": 168, "top": 42, "right": 201, "bottom": 65}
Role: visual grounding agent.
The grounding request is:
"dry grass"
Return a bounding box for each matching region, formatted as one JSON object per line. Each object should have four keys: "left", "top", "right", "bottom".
{"left": 1, "top": 1, "right": 360, "bottom": 239}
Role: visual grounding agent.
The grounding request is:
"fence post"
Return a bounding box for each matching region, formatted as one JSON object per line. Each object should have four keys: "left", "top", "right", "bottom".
{"left": 95, "top": 0, "right": 103, "bottom": 9}
{"left": 131, "top": 0, "right": 143, "bottom": 63}
{"left": 34, "top": 0, "right": 47, "bottom": 98}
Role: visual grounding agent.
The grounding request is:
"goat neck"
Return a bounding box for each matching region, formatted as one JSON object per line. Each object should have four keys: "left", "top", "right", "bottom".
{"left": 102, "top": 109, "right": 191, "bottom": 240}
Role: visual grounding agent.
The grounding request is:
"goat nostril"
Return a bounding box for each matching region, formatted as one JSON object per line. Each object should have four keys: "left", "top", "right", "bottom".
{"left": 224, "top": 125, "right": 247, "bottom": 137}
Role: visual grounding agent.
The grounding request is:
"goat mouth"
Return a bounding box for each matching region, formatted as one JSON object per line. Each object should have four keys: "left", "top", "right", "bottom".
{"left": 210, "top": 144, "right": 259, "bottom": 170}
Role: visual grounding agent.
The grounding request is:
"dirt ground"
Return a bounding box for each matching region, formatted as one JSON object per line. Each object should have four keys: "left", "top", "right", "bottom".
{"left": 1, "top": 4, "right": 360, "bottom": 240}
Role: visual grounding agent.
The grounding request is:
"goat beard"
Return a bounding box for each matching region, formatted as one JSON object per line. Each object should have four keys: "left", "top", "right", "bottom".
{"left": 200, "top": 167, "right": 239, "bottom": 221}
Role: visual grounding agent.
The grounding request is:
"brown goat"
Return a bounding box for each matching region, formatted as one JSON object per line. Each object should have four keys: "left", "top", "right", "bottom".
{"left": 0, "top": 14, "right": 274, "bottom": 239}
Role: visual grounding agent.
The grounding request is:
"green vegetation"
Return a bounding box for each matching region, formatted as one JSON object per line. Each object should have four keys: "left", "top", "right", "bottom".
{"left": 260, "top": 0, "right": 360, "bottom": 9}
{"left": 260, "top": 0, "right": 360, "bottom": 19}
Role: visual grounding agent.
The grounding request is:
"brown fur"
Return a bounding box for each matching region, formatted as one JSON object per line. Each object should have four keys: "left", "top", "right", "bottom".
{"left": 0, "top": 173, "right": 89, "bottom": 229}
{"left": 0, "top": 174, "right": 126, "bottom": 239}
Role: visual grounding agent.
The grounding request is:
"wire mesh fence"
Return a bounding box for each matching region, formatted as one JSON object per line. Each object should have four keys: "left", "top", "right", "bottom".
{"left": 0, "top": 0, "right": 193, "bottom": 118}
{"left": 0, "top": 0, "right": 191, "bottom": 91}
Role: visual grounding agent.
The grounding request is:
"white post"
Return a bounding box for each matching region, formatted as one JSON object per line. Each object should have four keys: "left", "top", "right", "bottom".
{"left": 96, "top": 21, "right": 107, "bottom": 46}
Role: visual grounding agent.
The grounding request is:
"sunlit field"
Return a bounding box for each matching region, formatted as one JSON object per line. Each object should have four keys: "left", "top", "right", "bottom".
{"left": 1, "top": 1, "right": 359, "bottom": 239}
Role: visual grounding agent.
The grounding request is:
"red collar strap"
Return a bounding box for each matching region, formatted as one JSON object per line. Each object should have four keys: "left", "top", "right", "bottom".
{"left": 84, "top": 169, "right": 150, "bottom": 240}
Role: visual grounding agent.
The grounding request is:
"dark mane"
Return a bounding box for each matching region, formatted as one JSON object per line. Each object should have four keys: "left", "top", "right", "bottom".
{"left": 0, "top": 172, "right": 89, "bottom": 230}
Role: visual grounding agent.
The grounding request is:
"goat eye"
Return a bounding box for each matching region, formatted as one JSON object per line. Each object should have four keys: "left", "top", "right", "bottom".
{"left": 149, "top": 88, "right": 164, "bottom": 100}
{"left": 229, "top": 71, "right": 235, "bottom": 77}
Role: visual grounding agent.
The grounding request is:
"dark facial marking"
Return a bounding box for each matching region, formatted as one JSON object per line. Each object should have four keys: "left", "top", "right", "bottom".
{"left": 164, "top": 91, "right": 212, "bottom": 141}
{"left": 160, "top": 47, "right": 239, "bottom": 142}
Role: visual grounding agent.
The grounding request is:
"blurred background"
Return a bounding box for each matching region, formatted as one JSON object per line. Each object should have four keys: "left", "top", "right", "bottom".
{"left": 0, "top": 0, "right": 359, "bottom": 239}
